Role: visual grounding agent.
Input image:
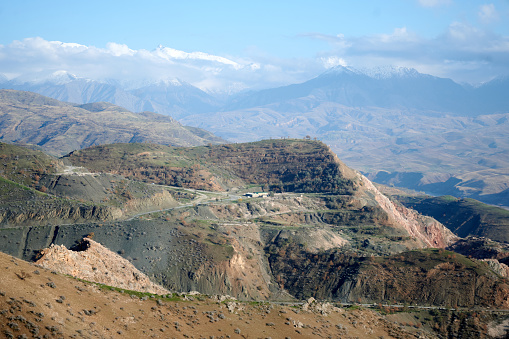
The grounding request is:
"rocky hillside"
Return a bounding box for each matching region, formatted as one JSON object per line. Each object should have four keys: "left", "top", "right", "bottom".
{"left": 0, "top": 142, "right": 183, "bottom": 227}
{"left": 267, "top": 244, "right": 509, "bottom": 308}
{"left": 0, "top": 89, "right": 224, "bottom": 156}
{"left": 1, "top": 250, "right": 508, "bottom": 338}
{"left": 1, "top": 140, "right": 508, "bottom": 318}
{"left": 396, "top": 195, "right": 509, "bottom": 243}
{"left": 1, "top": 250, "right": 453, "bottom": 339}
{"left": 35, "top": 237, "right": 169, "bottom": 295}
{"left": 65, "top": 139, "right": 457, "bottom": 249}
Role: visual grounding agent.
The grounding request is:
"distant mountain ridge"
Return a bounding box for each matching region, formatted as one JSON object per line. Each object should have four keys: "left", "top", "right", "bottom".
{"left": 1, "top": 71, "right": 221, "bottom": 119}
{"left": 0, "top": 89, "right": 224, "bottom": 156}
{"left": 2, "top": 66, "right": 508, "bottom": 118}
{"left": 223, "top": 65, "right": 494, "bottom": 115}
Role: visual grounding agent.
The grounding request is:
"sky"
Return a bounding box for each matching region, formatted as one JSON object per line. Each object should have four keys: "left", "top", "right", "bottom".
{"left": 1, "top": 0, "right": 508, "bottom": 92}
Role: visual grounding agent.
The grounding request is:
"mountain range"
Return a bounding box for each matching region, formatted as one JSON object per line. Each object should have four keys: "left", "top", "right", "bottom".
{"left": 1, "top": 70, "right": 221, "bottom": 119}
{"left": 3, "top": 66, "right": 508, "bottom": 119}
{"left": 1, "top": 67, "right": 508, "bottom": 207}
{"left": 0, "top": 100, "right": 508, "bottom": 337}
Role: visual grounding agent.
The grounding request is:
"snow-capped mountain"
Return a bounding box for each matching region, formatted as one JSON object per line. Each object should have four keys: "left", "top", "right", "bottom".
{"left": 1, "top": 65, "right": 507, "bottom": 119}
{"left": 0, "top": 71, "right": 221, "bottom": 118}
{"left": 224, "top": 65, "right": 475, "bottom": 114}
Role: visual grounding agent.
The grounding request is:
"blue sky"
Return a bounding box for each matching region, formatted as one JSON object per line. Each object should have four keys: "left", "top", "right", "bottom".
{"left": 1, "top": 0, "right": 508, "bottom": 91}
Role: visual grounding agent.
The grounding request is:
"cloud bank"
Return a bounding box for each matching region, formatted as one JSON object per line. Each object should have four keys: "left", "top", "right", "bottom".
{"left": 310, "top": 22, "right": 509, "bottom": 84}
{"left": 1, "top": 20, "right": 508, "bottom": 94}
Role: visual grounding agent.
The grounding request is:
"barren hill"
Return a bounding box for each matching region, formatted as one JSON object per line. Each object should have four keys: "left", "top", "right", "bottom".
{"left": 0, "top": 250, "right": 437, "bottom": 339}
{"left": 0, "top": 89, "right": 224, "bottom": 156}
{"left": 1, "top": 250, "right": 507, "bottom": 338}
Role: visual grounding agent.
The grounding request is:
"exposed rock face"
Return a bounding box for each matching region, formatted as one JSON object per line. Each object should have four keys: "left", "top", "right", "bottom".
{"left": 34, "top": 238, "right": 169, "bottom": 295}
{"left": 359, "top": 175, "right": 458, "bottom": 248}
{"left": 482, "top": 259, "right": 509, "bottom": 278}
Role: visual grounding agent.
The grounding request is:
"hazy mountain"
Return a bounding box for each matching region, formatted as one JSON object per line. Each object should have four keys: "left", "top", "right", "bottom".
{"left": 129, "top": 79, "right": 221, "bottom": 118}
{"left": 2, "top": 66, "right": 508, "bottom": 118}
{"left": 474, "top": 76, "right": 509, "bottom": 114}
{"left": 224, "top": 66, "right": 478, "bottom": 114}
{"left": 0, "top": 71, "right": 221, "bottom": 118}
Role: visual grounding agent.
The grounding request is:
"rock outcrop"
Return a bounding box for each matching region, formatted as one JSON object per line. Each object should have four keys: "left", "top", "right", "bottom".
{"left": 35, "top": 238, "right": 169, "bottom": 295}
{"left": 359, "top": 175, "right": 458, "bottom": 248}
{"left": 0, "top": 203, "right": 122, "bottom": 226}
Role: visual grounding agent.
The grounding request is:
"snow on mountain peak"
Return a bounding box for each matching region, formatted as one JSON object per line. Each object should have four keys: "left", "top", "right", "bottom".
{"left": 323, "top": 65, "right": 422, "bottom": 79}
{"left": 156, "top": 78, "right": 183, "bottom": 87}
{"left": 322, "top": 65, "right": 361, "bottom": 76}
{"left": 358, "top": 66, "right": 421, "bottom": 79}
{"left": 155, "top": 45, "right": 242, "bottom": 69}
{"left": 11, "top": 70, "right": 80, "bottom": 85}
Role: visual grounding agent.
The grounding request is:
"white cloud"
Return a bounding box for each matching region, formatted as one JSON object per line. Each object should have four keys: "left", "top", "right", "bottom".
{"left": 417, "top": 0, "right": 452, "bottom": 7}
{"left": 106, "top": 42, "right": 135, "bottom": 57}
{"left": 0, "top": 37, "right": 323, "bottom": 93}
{"left": 1, "top": 25, "right": 508, "bottom": 92}
{"left": 309, "top": 22, "right": 509, "bottom": 84}
{"left": 478, "top": 4, "right": 500, "bottom": 24}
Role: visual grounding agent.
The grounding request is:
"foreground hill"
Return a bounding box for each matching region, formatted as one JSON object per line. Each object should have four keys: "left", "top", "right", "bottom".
{"left": 0, "top": 90, "right": 224, "bottom": 156}
{"left": 9, "top": 249, "right": 504, "bottom": 339}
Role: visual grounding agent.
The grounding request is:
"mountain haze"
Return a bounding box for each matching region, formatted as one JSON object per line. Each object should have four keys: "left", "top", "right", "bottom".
{"left": 1, "top": 71, "right": 221, "bottom": 118}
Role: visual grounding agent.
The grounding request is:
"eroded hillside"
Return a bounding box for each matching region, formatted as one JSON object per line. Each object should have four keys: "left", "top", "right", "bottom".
{"left": 0, "top": 139, "right": 508, "bottom": 316}
{"left": 2, "top": 250, "right": 454, "bottom": 339}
